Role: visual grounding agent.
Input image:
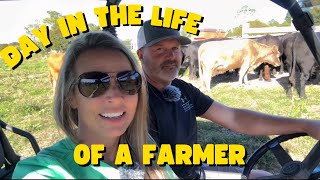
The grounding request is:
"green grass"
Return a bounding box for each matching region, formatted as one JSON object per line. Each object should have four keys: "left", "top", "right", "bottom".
{"left": 0, "top": 56, "right": 65, "bottom": 157}
{"left": 190, "top": 80, "right": 320, "bottom": 173}
{"left": 0, "top": 57, "right": 319, "bottom": 174}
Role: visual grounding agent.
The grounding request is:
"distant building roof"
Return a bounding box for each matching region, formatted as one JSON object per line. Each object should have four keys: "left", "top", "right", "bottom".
{"left": 199, "top": 28, "right": 226, "bottom": 33}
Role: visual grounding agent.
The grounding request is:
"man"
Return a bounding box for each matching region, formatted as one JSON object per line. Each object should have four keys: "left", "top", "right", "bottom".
{"left": 136, "top": 20, "right": 320, "bottom": 179}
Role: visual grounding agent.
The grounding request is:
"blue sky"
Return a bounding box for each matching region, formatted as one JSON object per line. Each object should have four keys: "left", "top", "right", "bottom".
{"left": 0, "top": 0, "right": 287, "bottom": 43}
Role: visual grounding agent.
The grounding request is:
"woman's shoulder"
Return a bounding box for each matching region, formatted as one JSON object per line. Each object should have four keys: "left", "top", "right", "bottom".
{"left": 12, "top": 138, "right": 124, "bottom": 179}
{"left": 31, "top": 138, "right": 76, "bottom": 165}
{"left": 12, "top": 138, "right": 76, "bottom": 179}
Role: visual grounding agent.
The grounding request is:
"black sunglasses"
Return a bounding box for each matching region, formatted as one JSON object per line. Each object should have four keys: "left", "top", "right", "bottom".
{"left": 76, "top": 70, "right": 142, "bottom": 98}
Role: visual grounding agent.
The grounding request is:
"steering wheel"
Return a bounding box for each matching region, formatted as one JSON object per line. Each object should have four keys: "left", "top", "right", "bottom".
{"left": 242, "top": 133, "right": 320, "bottom": 179}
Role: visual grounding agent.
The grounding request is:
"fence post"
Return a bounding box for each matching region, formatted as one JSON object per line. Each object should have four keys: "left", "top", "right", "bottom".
{"left": 242, "top": 22, "right": 250, "bottom": 38}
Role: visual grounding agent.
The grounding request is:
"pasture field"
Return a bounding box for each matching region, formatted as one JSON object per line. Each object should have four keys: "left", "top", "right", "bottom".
{"left": 0, "top": 56, "right": 319, "bottom": 173}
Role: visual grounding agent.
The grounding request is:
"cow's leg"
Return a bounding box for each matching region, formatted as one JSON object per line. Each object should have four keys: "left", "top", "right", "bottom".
{"left": 259, "top": 68, "right": 263, "bottom": 81}
{"left": 287, "top": 72, "right": 296, "bottom": 98}
{"left": 263, "top": 64, "right": 271, "bottom": 82}
{"left": 299, "top": 62, "right": 314, "bottom": 98}
{"left": 299, "top": 72, "right": 310, "bottom": 98}
{"left": 199, "top": 62, "right": 212, "bottom": 91}
{"left": 316, "top": 67, "right": 320, "bottom": 84}
{"left": 286, "top": 65, "right": 295, "bottom": 98}
{"left": 279, "top": 58, "right": 284, "bottom": 74}
{"left": 238, "top": 62, "right": 249, "bottom": 85}
{"left": 287, "top": 79, "right": 294, "bottom": 98}
{"left": 49, "top": 73, "right": 53, "bottom": 87}
{"left": 257, "top": 63, "right": 263, "bottom": 81}
{"left": 202, "top": 70, "right": 212, "bottom": 91}
{"left": 285, "top": 53, "right": 295, "bottom": 98}
{"left": 51, "top": 80, "right": 57, "bottom": 97}
{"left": 189, "top": 60, "right": 196, "bottom": 80}
{"left": 271, "top": 67, "right": 277, "bottom": 76}
{"left": 243, "top": 72, "right": 249, "bottom": 84}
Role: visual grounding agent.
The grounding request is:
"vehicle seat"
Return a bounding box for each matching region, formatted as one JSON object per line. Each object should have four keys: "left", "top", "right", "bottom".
{"left": 0, "top": 120, "right": 40, "bottom": 179}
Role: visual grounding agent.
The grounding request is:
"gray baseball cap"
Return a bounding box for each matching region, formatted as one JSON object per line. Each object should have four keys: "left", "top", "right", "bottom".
{"left": 137, "top": 20, "right": 191, "bottom": 50}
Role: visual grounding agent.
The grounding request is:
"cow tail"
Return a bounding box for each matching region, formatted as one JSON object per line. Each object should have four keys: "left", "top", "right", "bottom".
{"left": 290, "top": 35, "right": 298, "bottom": 83}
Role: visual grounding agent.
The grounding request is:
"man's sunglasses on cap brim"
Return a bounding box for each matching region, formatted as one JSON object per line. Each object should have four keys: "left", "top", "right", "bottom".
{"left": 76, "top": 70, "right": 142, "bottom": 98}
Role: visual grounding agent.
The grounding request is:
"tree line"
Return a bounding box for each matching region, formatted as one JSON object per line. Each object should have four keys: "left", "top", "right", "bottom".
{"left": 0, "top": 11, "right": 132, "bottom": 54}
{"left": 226, "top": 5, "right": 320, "bottom": 37}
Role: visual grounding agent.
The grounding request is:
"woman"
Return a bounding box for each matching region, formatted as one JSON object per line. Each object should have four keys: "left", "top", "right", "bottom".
{"left": 13, "top": 31, "right": 177, "bottom": 179}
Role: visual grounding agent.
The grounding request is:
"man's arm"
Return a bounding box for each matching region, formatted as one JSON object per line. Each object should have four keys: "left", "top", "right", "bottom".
{"left": 201, "top": 101, "right": 320, "bottom": 140}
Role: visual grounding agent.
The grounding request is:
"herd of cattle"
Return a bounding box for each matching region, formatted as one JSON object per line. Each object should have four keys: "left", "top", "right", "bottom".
{"left": 47, "top": 32, "right": 320, "bottom": 99}
{"left": 182, "top": 31, "right": 320, "bottom": 98}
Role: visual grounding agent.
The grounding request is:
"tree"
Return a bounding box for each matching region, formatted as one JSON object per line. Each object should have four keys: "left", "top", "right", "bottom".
{"left": 180, "top": 27, "right": 192, "bottom": 38}
{"left": 280, "top": 12, "right": 292, "bottom": 26}
{"left": 226, "top": 25, "right": 242, "bottom": 37}
{"left": 0, "top": 44, "right": 9, "bottom": 51}
{"left": 9, "top": 42, "right": 19, "bottom": 49}
{"left": 24, "top": 20, "right": 42, "bottom": 41}
{"left": 235, "top": 5, "right": 257, "bottom": 25}
{"left": 122, "top": 39, "right": 132, "bottom": 50}
{"left": 268, "top": 19, "right": 281, "bottom": 27}
{"left": 310, "top": 6, "right": 320, "bottom": 25}
{"left": 298, "top": 0, "right": 320, "bottom": 8}
{"left": 24, "top": 11, "right": 75, "bottom": 53}
{"left": 88, "top": 23, "right": 101, "bottom": 32}
{"left": 279, "top": 6, "right": 320, "bottom": 26}
{"left": 249, "top": 19, "right": 269, "bottom": 28}
{"left": 44, "top": 11, "right": 74, "bottom": 52}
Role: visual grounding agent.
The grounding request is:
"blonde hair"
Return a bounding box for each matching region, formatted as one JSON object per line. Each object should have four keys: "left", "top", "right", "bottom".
{"left": 53, "top": 31, "right": 172, "bottom": 179}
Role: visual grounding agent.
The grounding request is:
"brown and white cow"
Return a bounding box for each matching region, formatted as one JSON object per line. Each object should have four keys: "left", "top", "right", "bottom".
{"left": 48, "top": 52, "right": 64, "bottom": 92}
{"left": 198, "top": 39, "right": 281, "bottom": 90}
{"left": 183, "top": 38, "right": 231, "bottom": 80}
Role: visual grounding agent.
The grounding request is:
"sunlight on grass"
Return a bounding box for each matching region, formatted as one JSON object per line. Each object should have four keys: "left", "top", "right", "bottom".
{"left": 189, "top": 77, "right": 320, "bottom": 173}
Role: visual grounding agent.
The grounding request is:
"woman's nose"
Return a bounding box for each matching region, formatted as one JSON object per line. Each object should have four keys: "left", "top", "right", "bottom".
{"left": 103, "top": 78, "right": 123, "bottom": 100}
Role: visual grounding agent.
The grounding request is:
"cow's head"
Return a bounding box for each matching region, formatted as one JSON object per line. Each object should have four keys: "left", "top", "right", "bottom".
{"left": 256, "top": 45, "right": 281, "bottom": 68}
{"left": 268, "top": 45, "right": 281, "bottom": 66}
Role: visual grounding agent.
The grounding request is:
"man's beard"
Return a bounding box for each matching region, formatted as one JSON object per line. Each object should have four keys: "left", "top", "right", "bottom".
{"left": 160, "top": 60, "right": 180, "bottom": 78}
{"left": 161, "top": 60, "right": 179, "bottom": 69}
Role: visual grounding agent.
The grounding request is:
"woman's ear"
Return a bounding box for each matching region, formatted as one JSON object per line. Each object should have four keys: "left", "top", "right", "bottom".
{"left": 69, "top": 95, "right": 78, "bottom": 109}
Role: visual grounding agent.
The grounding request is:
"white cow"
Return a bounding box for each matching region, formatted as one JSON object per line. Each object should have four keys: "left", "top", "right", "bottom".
{"left": 198, "top": 39, "right": 281, "bottom": 90}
